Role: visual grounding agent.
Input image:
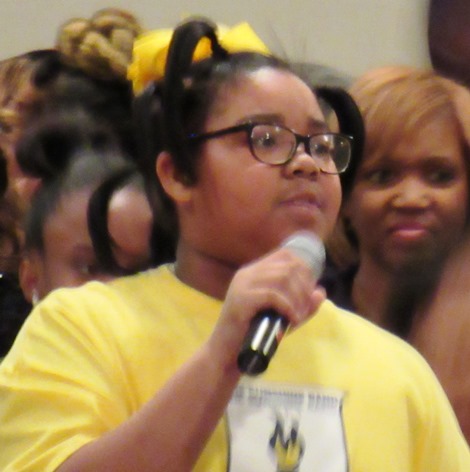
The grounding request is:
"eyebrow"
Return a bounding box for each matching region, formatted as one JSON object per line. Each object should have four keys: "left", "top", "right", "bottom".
{"left": 237, "top": 113, "right": 328, "bottom": 132}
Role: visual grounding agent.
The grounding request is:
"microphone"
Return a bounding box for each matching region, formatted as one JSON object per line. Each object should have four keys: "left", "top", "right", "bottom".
{"left": 237, "top": 231, "right": 326, "bottom": 376}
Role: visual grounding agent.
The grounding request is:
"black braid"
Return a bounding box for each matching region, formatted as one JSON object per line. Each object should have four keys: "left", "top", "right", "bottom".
{"left": 162, "top": 19, "right": 228, "bottom": 179}
{"left": 87, "top": 166, "right": 137, "bottom": 275}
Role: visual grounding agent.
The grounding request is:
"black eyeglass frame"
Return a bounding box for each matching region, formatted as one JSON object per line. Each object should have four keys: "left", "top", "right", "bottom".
{"left": 187, "top": 122, "right": 353, "bottom": 174}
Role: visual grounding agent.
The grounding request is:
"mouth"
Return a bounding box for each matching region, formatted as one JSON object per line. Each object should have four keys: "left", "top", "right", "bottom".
{"left": 278, "top": 194, "right": 324, "bottom": 228}
{"left": 387, "top": 223, "right": 432, "bottom": 243}
{"left": 281, "top": 193, "right": 321, "bottom": 209}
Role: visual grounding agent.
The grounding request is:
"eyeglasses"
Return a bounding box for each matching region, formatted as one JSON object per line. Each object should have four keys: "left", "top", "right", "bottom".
{"left": 188, "top": 123, "right": 352, "bottom": 174}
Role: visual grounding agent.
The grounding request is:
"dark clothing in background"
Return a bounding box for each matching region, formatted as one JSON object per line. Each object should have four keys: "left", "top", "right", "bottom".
{"left": 0, "top": 273, "right": 31, "bottom": 357}
{"left": 319, "top": 258, "right": 356, "bottom": 312}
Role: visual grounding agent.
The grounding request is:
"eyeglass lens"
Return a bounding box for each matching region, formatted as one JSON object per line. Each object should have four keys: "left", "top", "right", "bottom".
{"left": 250, "top": 124, "right": 350, "bottom": 173}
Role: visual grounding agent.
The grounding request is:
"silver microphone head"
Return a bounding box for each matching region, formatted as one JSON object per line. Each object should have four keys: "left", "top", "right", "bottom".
{"left": 282, "top": 231, "right": 326, "bottom": 279}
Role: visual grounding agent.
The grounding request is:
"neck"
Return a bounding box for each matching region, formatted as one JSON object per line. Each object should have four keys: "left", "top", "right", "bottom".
{"left": 173, "top": 240, "right": 238, "bottom": 301}
{"left": 351, "top": 259, "right": 393, "bottom": 326}
{"left": 352, "top": 252, "right": 443, "bottom": 337}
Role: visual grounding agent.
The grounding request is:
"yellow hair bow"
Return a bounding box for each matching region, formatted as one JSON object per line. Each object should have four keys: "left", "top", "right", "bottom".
{"left": 128, "top": 22, "right": 270, "bottom": 94}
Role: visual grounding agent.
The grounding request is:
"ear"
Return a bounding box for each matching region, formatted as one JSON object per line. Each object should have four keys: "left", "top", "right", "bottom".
{"left": 19, "top": 253, "right": 41, "bottom": 304}
{"left": 156, "top": 151, "right": 193, "bottom": 203}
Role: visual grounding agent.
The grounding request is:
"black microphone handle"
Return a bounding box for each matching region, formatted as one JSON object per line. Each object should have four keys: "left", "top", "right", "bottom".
{"left": 237, "top": 309, "right": 288, "bottom": 376}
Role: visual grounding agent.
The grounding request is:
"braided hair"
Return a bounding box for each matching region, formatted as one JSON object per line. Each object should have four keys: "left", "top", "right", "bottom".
{"left": 56, "top": 8, "right": 142, "bottom": 82}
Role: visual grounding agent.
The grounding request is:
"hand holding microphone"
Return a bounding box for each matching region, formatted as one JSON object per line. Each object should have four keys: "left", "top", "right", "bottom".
{"left": 237, "top": 232, "right": 326, "bottom": 376}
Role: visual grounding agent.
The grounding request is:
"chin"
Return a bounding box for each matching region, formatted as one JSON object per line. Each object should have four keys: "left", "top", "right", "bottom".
{"left": 386, "top": 246, "right": 445, "bottom": 274}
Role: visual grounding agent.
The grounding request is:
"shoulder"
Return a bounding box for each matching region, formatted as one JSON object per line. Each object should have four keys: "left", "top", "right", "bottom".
{"left": 16, "top": 264, "right": 217, "bottom": 349}
{"left": 316, "top": 300, "right": 444, "bottom": 385}
{"left": 9, "top": 268, "right": 169, "bottom": 349}
{"left": 41, "top": 264, "right": 173, "bottom": 311}
{"left": 315, "top": 301, "right": 466, "bottom": 435}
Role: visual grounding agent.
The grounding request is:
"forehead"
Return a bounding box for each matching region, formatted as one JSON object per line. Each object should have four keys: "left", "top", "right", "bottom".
{"left": 363, "top": 91, "right": 460, "bottom": 159}
{"left": 207, "top": 67, "right": 325, "bottom": 128}
{"left": 44, "top": 189, "right": 90, "bottom": 233}
{"left": 41, "top": 191, "right": 95, "bottom": 263}
{"left": 363, "top": 115, "right": 466, "bottom": 169}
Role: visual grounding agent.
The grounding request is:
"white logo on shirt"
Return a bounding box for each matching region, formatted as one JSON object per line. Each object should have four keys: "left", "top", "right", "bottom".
{"left": 226, "top": 380, "right": 347, "bottom": 471}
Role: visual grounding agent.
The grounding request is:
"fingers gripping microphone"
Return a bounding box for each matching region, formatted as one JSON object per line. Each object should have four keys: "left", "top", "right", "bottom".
{"left": 237, "top": 232, "right": 326, "bottom": 376}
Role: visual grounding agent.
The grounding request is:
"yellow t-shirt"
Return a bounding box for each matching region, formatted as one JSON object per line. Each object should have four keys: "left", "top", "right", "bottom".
{"left": 0, "top": 265, "right": 468, "bottom": 471}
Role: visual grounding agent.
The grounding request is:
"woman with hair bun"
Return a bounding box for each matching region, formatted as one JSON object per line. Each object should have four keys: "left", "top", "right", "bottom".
{"left": 0, "top": 18, "right": 468, "bottom": 471}
{"left": 1, "top": 8, "right": 142, "bottom": 207}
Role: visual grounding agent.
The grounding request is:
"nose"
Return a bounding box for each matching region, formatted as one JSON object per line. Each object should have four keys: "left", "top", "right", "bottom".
{"left": 284, "top": 143, "right": 321, "bottom": 178}
{"left": 391, "top": 177, "right": 431, "bottom": 210}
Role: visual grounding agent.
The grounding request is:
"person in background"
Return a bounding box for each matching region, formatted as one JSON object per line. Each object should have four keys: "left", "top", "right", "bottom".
{"left": 323, "top": 65, "right": 470, "bottom": 441}
{"left": 0, "top": 18, "right": 468, "bottom": 471}
{"left": 17, "top": 111, "right": 141, "bottom": 303}
{"left": 428, "top": 0, "right": 470, "bottom": 87}
{"left": 0, "top": 151, "right": 31, "bottom": 357}
{"left": 0, "top": 49, "right": 52, "bottom": 204}
{"left": 0, "top": 51, "right": 63, "bottom": 357}
{"left": 411, "top": 221, "right": 470, "bottom": 446}
{"left": 0, "top": 7, "right": 142, "bottom": 208}
{"left": 0, "top": 8, "right": 145, "bottom": 353}
{"left": 0, "top": 52, "right": 52, "bottom": 337}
